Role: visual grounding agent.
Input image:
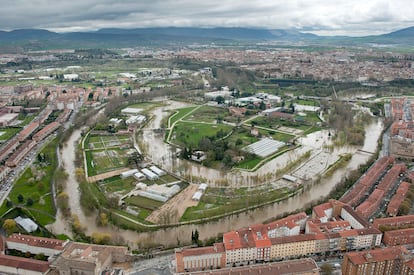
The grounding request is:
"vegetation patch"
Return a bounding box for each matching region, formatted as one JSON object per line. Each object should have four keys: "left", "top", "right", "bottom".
{"left": 0, "top": 139, "right": 59, "bottom": 226}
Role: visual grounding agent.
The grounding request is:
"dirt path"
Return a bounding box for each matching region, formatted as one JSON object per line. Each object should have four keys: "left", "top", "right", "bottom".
{"left": 145, "top": 184, "right": 199, "bottom": 224}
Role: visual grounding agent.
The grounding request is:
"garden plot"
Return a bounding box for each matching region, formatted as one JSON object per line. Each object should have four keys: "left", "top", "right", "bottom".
{"left": 89, "top": 149, "right": 130, "bottom": 175}
{"left": 88, "top": 135, "right": 131, "bottom": 150}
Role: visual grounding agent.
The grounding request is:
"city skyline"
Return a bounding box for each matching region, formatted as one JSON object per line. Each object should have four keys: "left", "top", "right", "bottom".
{"left": 1, "top": 0, "right": 413, "bottom": 36}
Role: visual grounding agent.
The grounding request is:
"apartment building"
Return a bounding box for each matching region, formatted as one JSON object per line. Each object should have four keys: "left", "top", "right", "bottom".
{"left": 0, "top": 139, "right": 19, "bottom": 163}
{"left": 175, "top": 243, "right": 226, "bottom": 273}
{"left": 5, "top": 139, "right": 36, "bottom": 167}
{"left": 373, "top": 215, "right": 414, "bottom": 230}
{"left": 383, "top": 228, "right": 414, "bottom": 246}
{"left": 182, "top": 258, "right": 320, "bottom": 275}
{"left": 270, "top": 234, "right": 317, "bottom": 259}
{"left": 342, "top": 246, "right": 414, "bottom": 275}
{"left": 266, "top": 212, "right": 307, "bottom": 238}
{"left": 387, "top": 181, "right": 410, "bottom": 216}
{"left": 32, "top": 121, "right": 60, "bottom": 142}
{"left": 17, "top": 121, "right": 40, "bottom": 142}
{"left": 176, "top": 200, "right": 382, "bottom": 272}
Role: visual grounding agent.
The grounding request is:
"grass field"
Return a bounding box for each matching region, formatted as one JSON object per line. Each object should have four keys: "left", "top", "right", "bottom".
{"left": 168, "top": 106, "right": 197, "bottom": 127}
{"left": 184, "top": 106, "right": 228, "bottom": 123}
{"left": 101, "top": 176, "right": 136, "bottom": 194}
{"left": 124, "top": 195, "right": 163, "bottom": 211}
{"left": 0, "top": 128, "right": 20, "bottom": 142}
{"left": 171, "top": 122, "right": 233, "bottom": 148}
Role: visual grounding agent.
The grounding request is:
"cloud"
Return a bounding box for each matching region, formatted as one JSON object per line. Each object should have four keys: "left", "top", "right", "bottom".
{"left": 0, "top": 0, "right": 413, "bottom": 36}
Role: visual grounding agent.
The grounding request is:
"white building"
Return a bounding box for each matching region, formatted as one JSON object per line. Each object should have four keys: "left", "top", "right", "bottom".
{"left": 198, "top": 183, "right": 208, "bottom": 192}
{"left": 192, "top": 191, "right": 203, "bottom": 201}
{"left": 141, "top": 168, "right": 159, "bottom": 180}
{"left": 133, "top": 172, "right": 146, "bottom": 180}
{"left": 63, "top": 74, "right": 79, "bottom": 81}
{"left": 126, "top": 115, "right": 146, "bottom": 125}
{"left": 120, "top": 169, "right": 139, "bottom": 179}
{"left": 121, "top": 107, "right": 142, "bottom": 115}
{"left": 14, "top": 216, "right": 38, "bottom": 233}
{"left": 149, "top": 165, "right": 166, "bottom": 176}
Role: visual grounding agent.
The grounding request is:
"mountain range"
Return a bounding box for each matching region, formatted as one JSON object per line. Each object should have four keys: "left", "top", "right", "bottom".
{"left": 0, "top": 26, "right": 413, "bottom": 50}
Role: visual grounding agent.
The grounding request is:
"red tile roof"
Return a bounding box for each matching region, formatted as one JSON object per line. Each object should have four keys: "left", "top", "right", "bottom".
{"left": 7, "top": 233, "right": 67, "bottom": 251}
{"left": 0, "top": 254, "right": 50, "bottom": 272}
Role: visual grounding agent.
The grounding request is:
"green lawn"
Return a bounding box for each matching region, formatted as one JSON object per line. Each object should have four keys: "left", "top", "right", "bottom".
{"left": 171, "top": 122, "right": 233, "bottom": 148}
{"left": 295, "top": 99, "right": 319, "bottom": 106}
{"left": 124, "top": 195, "right": 163, "bottom": 211}
{"left": 86, "top": 148, "right": 131, "bottom": 176}
{"left": 102, "top": 176, "right": 136, "bottom": 194}
{"left": 235, "top": 158, "right": 262, "bottom": 169}
{"left": 0, "top": 127, "right": 20, "bottom": 141}
{"left": 168, "top": 107, "right": 197, "bottom": 127}
{"left": 184, "top": 106, "right": 228, "bottom": 123}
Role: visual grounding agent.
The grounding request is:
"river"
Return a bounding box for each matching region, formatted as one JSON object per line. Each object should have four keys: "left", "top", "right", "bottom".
{"left": 50, "top": 101, "right": 384, "bottom": 248}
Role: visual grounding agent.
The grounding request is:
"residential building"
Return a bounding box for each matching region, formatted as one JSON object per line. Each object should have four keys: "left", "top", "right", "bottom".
{"left": 17, "top": 121, "right": 40, "bottom": 142}
{"left": 373, "top": 215, "right": 414, "bottom": 230}
{"left": 387, "top": 181, "right": 410, "bottom": 216}
{"left": 182, "top": 258, "right": 319, "bottom": 275}
{"left": 32, "top": 121, "right": 60, "bottom": 142}
{"left": 6, "top": 140, "right": 36, "bottom": 167}
{"left": 175, "top": 243, "right": 226, "bottom": 273}
{"left": 0, "top": 139, "right": 19, "bottom": 163}
{"left": 383, "top": 228, "right": 414, "bottom": 246}
{"left": 342, "top": 246, "right": 413, "bottom": 275}
{"left": 266, "top": 212, "right": 307, "bottom": 238}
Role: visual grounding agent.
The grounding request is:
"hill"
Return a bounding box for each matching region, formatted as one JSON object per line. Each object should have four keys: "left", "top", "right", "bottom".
{"left": 0, "top": 26, "right": 412, "bottom": 50}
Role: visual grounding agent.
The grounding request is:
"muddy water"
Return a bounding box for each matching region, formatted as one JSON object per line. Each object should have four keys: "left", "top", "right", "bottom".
{"left": 54, "top": 101, "right": 384, "bottom": 248}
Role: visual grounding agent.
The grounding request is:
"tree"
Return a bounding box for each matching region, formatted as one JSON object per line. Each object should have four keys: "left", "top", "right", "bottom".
{"left": 92, "top": 232, "right": 111, "bottom": 244}
{"left": 194, "top": 229, "right": 199, "bottom": 244}
{"left": 88, "top": 92, "right": 94, "bottom": 101}
{"left": 26, "top": 198, "right": 34, "bottom": 206}
{"left": 320, "top": 263, "right": 333, "bottom": 275}
{"left": 3, "top": 219, "right": 17, "bottom": 235}
{"left": 5, "top": 200, "right": 13, "bottom": 208}
{"left": 259, "top": 101, "right": 266, "bottom": 110}
{"left": 128, "top": 151, "right": 144, "bottom": 167}
{"left": 97, "top": 212, "right": 109, "bottom": 226}
{"left": 216, "top": 96, "right": 225, "bottom": 104}
{"left": 17, "top": 194, "right": 24, "bottom": 203}
{"left": 34, "top": 253, "right": 47, "bottom": 261}
{"left": 57, "top": 192, "right": 70, "bottom": 216}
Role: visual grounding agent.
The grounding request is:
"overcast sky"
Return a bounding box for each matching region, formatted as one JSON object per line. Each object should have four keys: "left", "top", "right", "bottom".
{"left": 1, "top": 0, "right": 413, "bottom": 36}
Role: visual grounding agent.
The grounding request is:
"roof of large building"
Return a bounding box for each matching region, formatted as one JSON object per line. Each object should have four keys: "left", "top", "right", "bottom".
{"left": 266, "top": 212, "right": 307, "bottom": 231}
{"left": 7, "top": 233, "right": 67, "bottom": 251}
{"left": 0, "top": 254, "right": 50, "bottom": 273}
{"left": 373, "top": 215, "right": 414, "bottom": 229}
{"left": 187, "top": 258, "right": 318, "bottom": 275}
{"left": 345, "top": 246, "right": 409, "bottom": 265}
{"left": 180, "top": 243, "right": 225, "bottom": 257}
